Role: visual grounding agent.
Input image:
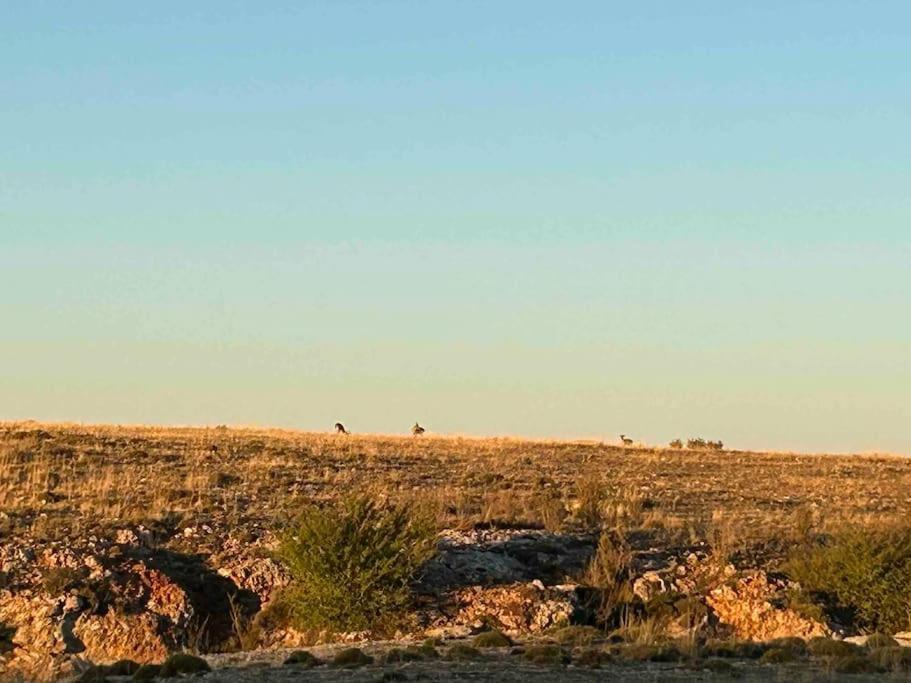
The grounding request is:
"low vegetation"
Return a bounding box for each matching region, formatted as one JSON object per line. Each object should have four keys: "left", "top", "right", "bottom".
{"left": 278, "top": 494, "right": 436, "bottom": 632}
{"left": 3, "top": 423, "right": 911, "bottom": 680}
{"left": 786, "top": 526, "right": 911, "bottom": 633}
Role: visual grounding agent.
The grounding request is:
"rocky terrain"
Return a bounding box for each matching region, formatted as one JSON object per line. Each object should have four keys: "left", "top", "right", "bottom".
{"left": 1, "top": 422, "right": 910, "bottom": 681}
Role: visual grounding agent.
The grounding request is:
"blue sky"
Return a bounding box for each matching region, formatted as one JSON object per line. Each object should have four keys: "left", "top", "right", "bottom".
{"left": 2, "top": 2, "right": 909, "bottom": 452}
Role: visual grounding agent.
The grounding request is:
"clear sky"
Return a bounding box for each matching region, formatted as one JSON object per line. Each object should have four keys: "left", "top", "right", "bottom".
{"left": 2, "top": 2, "right": 909, "bottom": 453}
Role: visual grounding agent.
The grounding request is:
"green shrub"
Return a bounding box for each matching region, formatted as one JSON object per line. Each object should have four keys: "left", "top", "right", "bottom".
{"left": 445, "top": 643, "right": 482, "bottom": 660}
{"left": 279, "top": 494, "right": 436, "bottom": 632}
{"left": 574, "top": 647, "right": 612, "bottom": 667}
{"left": 702, "top": 639, "right": 766, "bottom": 659}
{"left": 806, "top": 637, "right": 862, "bottom": 658}
{"left": 159, "top": 653, "right": 211, "bottom": 677}
{"left": 765, "top": 637, "right": 807, "bottom": 656}
{"left": 383, "top": 647, "right": 424, "bottom": 662}
{"left": 105, "top": 660, "right": 141, "bottom": 675}
{"left": 283, "top": 649, "right": 321, "bottom": 667}
{"left": 831, "top": 654, "right": 880, "bottom": 674}
{"left": 865, "top": 632, "right": 899, "bottom": 649}
{"left": 698, "top": 658, "right": 736, "bottom": 674}
{"left": 331, "top": 647, "right": 373, "bottom": 668}
{"left": 40, "top": 566, "right": 86, "bottom": 595}
{"left": 131, "top": 664, "right": 161, "bottom": 681}
{"left": 615, "top": 643, "right": 682, "bottom": 662}
{"left": 869, "top": 646, "right": 911, "bottom": 671}
{"left": 77, "top": 667, "right": 109, "bottom": 682}
{"left": 472, "top": 630, "right": 512, "bottom": 648}
{"left": 786, "top": 526, "right": 911, "bottom": 633}
{"left": 523, "top": 644, "right": 569, "bottom": 665}
{"left": 418, "top": 640, "right": 440, "bottom": 659}
{"left": 546, "top": 625, "right": 603, "bottom": 647}
{"left": 668, "top": 439, "right": 683, "bottom": 449}
{"left": 760, "top": 647, "right": 796, "bottom": 663}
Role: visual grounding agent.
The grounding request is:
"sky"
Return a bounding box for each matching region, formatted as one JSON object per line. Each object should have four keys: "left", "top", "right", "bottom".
{"left": 2, "top": 1, "right": 910, "bottom": 453}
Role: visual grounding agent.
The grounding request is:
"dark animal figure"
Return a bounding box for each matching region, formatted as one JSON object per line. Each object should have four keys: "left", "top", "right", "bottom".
{"left": 620, "top": 434, "right": 633, "bottom": 446}
{"left": 334, "top": 422, "right": 348, "bottom": 435}
{"left": 411, "top": 422, "right": 425, "bottom": 436}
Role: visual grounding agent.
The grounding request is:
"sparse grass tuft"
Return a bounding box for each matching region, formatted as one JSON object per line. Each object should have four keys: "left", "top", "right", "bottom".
{"left": 131, "top": 664, "right": 161, "bottom": 681}
{"left": 574, "top": 647, "right": 612, "bottom": 667}
{"left": 831, "top": 654, "right": 880, "bottom": 674}
{"left": 523, "top": 644, "right": 570, "bottom": 665}
{"left": 703, "top": 639, "right": 767, "bottom": 659}
{"left": 279, "top": 494, "right": 436, "bottom": 632}
{"left": 806, "top": 637, "right": 863, "bottom": 658}
{"left": 864, "top": 632, "right": 899, "bottom": 649}
{"left": 445, "top": 643, "right": 482, "bottom": 660}
{"left": 332, "top": 647, "right": 374, "bottom": 668}
{"left": 765, "top": 637, "right": 807, "bottom": 656}
{"left": 159, "top": 653, "right": 211, "bottom": 676}
{"left": 472, "top": 630, "right": 513, "bottom": 648}
{"left": 760, "top": 647, "right": 797, "bottom": 663}
{"left": 283, "top": 650, "right": 321, "bottom": 667}
{"left": 546, "top": 625, "right": 603, "bottom": 647}
{"left": 868, "top": 646, "right": 911, "bottom": 671}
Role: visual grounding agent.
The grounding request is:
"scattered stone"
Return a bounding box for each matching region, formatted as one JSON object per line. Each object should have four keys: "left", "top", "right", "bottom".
{"left": 707, "top": 571, "right": 829, "bottom": 641}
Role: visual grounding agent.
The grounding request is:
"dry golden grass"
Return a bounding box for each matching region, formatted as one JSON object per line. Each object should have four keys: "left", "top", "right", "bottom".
{"left": 1, "top": 421, "right": 909, "bottom": 561}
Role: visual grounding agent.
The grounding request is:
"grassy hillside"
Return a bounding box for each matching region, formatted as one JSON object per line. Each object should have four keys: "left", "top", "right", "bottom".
{"left": 2, "top": 421, "right": 908, "bottom": 559}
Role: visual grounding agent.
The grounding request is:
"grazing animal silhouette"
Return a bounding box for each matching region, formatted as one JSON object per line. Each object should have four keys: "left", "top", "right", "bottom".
{"left": 411, "top": 422, "right": 426, "bottom": 436}
{"left": 620, "top": 434, "right": 633, "bottom": 446}
{"left": 334, "top": 422, "right": 348, "bottom": 435}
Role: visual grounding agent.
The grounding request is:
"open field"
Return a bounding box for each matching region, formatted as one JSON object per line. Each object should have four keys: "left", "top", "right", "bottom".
{"left": 2, "top": 421, "right": 909, "bottom": 553}
{"left": 2, "top": 422, "right": 911, "bottom": 681}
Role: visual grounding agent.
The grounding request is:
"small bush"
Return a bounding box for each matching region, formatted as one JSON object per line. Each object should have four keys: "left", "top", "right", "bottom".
{"left": 869, "top": 646, "right": 911, "bottom": 671}
{"left": 806, "top": 637, "right": 862, "bottom": 658}
{"left": 686, "top": 438, "right": 723, "bottom": 451}
{"left": 786, "top": 526, "right": 911, "bottom": 633}
{"left": 698, "top": 658, "right": 736, "bottom": 674}
{"left": 40, "top": 566, "right": 86, "bottom": 595}
{"left": 760, "top": 647, "right": 796, "bottom": 663}
{"left": 703, "top": 639, "right": 766, "bottom": 659}
{"left": 445, "top": 643, "right": 482, "bottom": 660}
{"left": 159, "top": 653, "right": 211, "bottom": 677}
{"left": 383, "top": 647, "right": 424, "bottom": 662}
{"left": 77, "top": 667, "right": 108, "bottom": 682}
{"left": 418, "top": 640, "right": 440, "bottom": 659}
{"left": 582, "top": 532, "right": 634, "bottom": 623}
{"left": 523, "top": 644, "right": 569, "bottom": 665}
{"left": 472, "top": 630, "right": 512, "bottom": 648}
{"left": 574, "top": 647, "right": 612, "bottom": 667}
{"left": 831, "top": 654, "right": 880, "bottom": 674}
{"left": 131, "top": 664, "right": 161, "bottom": 681}
{"left": 332, "top": 647, "right": 373, "bottom": 668}
{"left": 865, "top": 632, "right": 899, "bottom": 649}
{"left": 283, "top": 649, "right": 321, "bottom": 667}
{"left": 546, "top": 625, "right": 603, "bottom": 647}
{"left": 668, "top": 439, "right": 683, "bottom": 449}
{"left": 765, "top": 637, "right": 807, "bottom": 656}
{"left": 615, "top": 643, "right": 682, "bottom": 662}
{"left": 279, "top": 494, "right": 436, "bottom": 632}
